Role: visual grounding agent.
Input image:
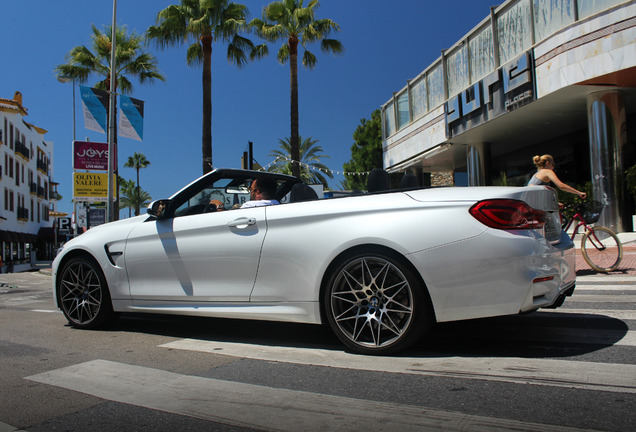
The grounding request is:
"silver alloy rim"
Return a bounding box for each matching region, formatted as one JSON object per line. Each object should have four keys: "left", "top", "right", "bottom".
{"left": 330, "top": 256, "right": 414, "bottom": 348}
{"left": 60, "top": 261, "right": 103, "bottom": 325}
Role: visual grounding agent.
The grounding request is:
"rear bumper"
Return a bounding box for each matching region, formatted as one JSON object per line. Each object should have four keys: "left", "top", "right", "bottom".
{"left": 520, "top": 230, "right": 576, "bottom": 312}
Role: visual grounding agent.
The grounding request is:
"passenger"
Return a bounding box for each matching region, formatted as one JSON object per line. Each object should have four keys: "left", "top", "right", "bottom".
{"left": 528, "top": 154, "right": 587, "bottom": 199}
{"left": 241, "top": 178, "right": 280, "bottom": 208}
{"left": 208, "top": 199, "right": 224, "bottom": 211}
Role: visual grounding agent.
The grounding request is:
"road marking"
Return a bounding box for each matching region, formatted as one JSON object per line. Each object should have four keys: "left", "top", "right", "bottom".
{"left": 550, "top": 309, "right": 636, "bottom": 320}
{"left": 25, "top": 359, "right": 602, "bottom": 432}
{"left": 161, "top": 340, "right": 636, "bottom": 394}
{"left": 30, "top": 309, "right": 60, "bottom": 313}
{"left": 568, "top": 294, "right": 636, "bottom": 302}
{"left": 574, "top": 286, "right": 636, "bottom": 291}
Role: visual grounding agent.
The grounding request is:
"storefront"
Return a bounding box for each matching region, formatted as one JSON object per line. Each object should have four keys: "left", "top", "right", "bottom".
{"left": 381, "top": 0, "right": 635, "bottom": 233}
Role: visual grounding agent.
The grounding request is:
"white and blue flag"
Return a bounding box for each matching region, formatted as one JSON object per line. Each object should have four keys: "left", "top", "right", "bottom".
{"left": 79, "top": 86, "right": 109, "bottom": 134}
{"left": 118, "top": 95, "right": 144, "bottom": 141}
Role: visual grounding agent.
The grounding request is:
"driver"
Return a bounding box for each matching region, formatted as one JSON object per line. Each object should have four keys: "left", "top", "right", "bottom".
{"left": 241, "top": 177, "right": 280, "bottom": 208}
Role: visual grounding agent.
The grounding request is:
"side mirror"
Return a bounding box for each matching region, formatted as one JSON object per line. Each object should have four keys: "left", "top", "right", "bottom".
{"left": 147, "top": 199, "right": 171, "bottom": 219}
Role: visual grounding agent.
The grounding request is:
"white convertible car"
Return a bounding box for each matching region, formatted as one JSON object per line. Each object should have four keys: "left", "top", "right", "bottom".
{"left": 53, "top": 168, "right": 576, "bottom": 354}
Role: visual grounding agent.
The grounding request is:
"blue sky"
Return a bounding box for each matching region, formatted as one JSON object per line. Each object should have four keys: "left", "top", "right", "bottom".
{"left": 1, "top": 0, "right": 498, "bottom": 217}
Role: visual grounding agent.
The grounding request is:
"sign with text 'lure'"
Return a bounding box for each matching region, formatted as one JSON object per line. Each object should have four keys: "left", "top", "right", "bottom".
{"left": 73, "top": 141, "right": 109, "bottom": 171}
{"left": 73, "top": 173, "right": 116, "bottom": 203}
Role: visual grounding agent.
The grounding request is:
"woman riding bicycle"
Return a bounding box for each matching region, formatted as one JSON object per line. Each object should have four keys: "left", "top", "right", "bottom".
{"left": 528, "top": 154, "right": 587, "bottom": 199}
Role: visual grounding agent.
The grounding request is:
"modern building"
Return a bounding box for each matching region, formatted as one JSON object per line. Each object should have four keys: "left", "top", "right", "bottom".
{"left": 1, "top": 91, "right": 59, "bottom": 272}
{"left": 381, "top": 0, "right": 635, "bottom": 233}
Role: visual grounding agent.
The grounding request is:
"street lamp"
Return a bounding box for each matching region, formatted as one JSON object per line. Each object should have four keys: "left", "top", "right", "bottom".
{"left": 57, "top": 74, "right": 77, "bottom": 236}
{"left": 56, "top": 75, "right": 76, "bottom": 141}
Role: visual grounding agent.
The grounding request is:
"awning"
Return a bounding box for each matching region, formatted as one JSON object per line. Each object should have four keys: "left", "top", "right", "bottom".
{"left": 37, "top": 227, "right": 55, "bottom": 241}
{"left": 0, "top": 230, "right": 38, "bottom": 243}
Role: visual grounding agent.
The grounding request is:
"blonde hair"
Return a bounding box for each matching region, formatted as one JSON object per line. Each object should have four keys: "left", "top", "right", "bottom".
{"left": 533, "top": 154, "right": 554, "bottom": 169}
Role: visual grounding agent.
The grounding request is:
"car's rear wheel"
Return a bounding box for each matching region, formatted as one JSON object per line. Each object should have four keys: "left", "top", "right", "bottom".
{"left": 324, "top": 251, "right": 432, "bottom": 355}
{"left": 58, "top": 257, "right": 113, "bottom": 329}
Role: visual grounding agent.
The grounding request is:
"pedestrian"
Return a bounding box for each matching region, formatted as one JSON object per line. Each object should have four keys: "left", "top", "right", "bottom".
{"left": 7, "top": 259, "right": 14, "bottom": 273}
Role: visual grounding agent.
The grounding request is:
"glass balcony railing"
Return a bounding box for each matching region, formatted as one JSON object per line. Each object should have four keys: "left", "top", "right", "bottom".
{"left": 382, "top": 0, "right": 627, "bottom": 139}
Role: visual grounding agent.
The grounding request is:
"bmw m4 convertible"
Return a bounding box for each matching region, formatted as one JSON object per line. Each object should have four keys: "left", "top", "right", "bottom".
{"left": 53, "top": 168, "right": 576, "bottom": 355}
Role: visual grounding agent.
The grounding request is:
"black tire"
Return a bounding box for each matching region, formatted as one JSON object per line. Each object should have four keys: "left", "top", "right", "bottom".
{"left": 581, "top": 226, "right": 623, "bottom": 272}
{"left": 57, "top": 257, "right": 114, "bottom": 329}
{"left": 323, "top": 250, "right": 433, "bottom": 355}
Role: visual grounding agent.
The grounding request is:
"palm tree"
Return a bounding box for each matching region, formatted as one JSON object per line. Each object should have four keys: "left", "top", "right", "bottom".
{"left": 55, "top": 24, "right": 164, "bottom": 98}
{"left": 55, "top": 25, "right": 164, "bottom": 219}
{"left": 250, "top": 0, "right": 343, "bottom": 178}
{"left": 120, "top": 177, "right": 152, "bottom": 218}
{"left": 124, "top": 153, "right": 151, "bottom": 216}
{"left": 267, "top": 136, "right": 333, "bottom": 187}
{"left": 118, "top": 177, "right": 137, "bottom": 217}
{"left": 147, "top": 0, "right": 257, "bottom": 174}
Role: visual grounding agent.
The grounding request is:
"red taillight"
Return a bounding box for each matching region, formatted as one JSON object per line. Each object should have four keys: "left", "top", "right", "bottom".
{"left": 469, "top": 199, "right": 545, "bottom": 230}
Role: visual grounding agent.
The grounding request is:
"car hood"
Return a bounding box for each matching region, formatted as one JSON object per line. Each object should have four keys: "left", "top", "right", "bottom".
{"left": 62, "top": 214, "right": 148, "bottom": 248}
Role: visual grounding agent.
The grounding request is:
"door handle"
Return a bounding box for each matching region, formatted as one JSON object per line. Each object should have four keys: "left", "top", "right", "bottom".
{"left": 227, "top": 217, "right": 256, "bottom": 228}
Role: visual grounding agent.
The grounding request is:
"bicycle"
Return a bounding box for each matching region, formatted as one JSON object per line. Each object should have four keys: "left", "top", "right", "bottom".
{"left": 561, "top": 201, "right": 623, "bottom": 272}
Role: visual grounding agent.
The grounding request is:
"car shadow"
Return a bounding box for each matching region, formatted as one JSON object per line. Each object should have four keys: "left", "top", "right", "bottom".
{"left": 102, "top": 308, "right": 629, "bottom": 359}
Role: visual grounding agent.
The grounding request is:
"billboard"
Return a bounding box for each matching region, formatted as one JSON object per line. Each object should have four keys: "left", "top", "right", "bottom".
{"left": 73, "top": 141, "right": 109, "bottom": 171}
{"left": 73, "top": 173, "right": 115, "bottom": 202}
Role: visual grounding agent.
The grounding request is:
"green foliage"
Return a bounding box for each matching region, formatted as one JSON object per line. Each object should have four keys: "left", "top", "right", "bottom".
{"left": 119, "top": 176, "right": 151, "bottom": 218}
{"left": 625, "top": 163, "right": 636, "bottom": 202}
{"left": 492, "top": 171, "right": 508, "bottom": 186}
{"left": 267, "top": 136, "right": 334, "bottom": 188}
{"left": 250, "top": 0, "right": 343, "bottom": 178}
{"left": 55, "top": 24, "right": 165, "bottom": 95}
{"left": 123, "top": 153, "right": 151, "bottom": 216}
{"left": 342, "top": 109, "right": 382, "bottom": 191}
{"left": 558, "top": 181, "right": 593, "bottom": 220}
{"left": 147, "top": 0, "right": 256, "bottom": 173}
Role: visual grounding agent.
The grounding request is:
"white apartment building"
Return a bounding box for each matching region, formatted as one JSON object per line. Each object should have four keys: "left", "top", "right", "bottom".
{"left": 1, "top": 91, "right": 58, "bottom": 272}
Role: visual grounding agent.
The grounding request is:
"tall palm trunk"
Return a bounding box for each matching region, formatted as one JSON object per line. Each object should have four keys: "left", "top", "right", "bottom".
{"left": 202, "top": 34, "right": 213, "bottom": 174}
{"left": 135, "top": 167, "right": 140, "bottom": 216}
{"left": 289, "top": 36, "right": 300, "bottom": 178}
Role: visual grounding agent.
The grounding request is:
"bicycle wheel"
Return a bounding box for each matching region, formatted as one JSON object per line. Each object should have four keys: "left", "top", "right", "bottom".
{"left": 581, "top": 226, "right": 623, "bottom": 272}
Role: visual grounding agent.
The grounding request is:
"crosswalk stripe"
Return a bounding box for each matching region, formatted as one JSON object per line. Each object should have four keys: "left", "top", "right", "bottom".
{"left": 160, "top": 340, "right": 636, "bottom": 394}
{"left": 25, "top": 359, "right": 603, "bottom": 432}
{"left": 568, "top": 294, "right": 636, "bottom": 302}
{"left": 549, "top": 309, "right": 636, "bottom": 320}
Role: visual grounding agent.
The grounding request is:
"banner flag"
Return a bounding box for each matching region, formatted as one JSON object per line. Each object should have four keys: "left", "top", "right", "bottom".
{"left": 119, "top": 95, "right": 144, "bottom": 141}
{"left": 79, "top": 86, "right": 109, "bottom": 134}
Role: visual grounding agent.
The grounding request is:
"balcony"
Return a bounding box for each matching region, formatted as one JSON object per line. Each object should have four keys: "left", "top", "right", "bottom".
{"left": 15, "top": 140, "right": 30, "bottom": 160}
{"left": 17, "top": 207, "right": 29, "bottom": 221}
{"left": 30, "top": 182, "right": 37, "bottom": 195}
{"left": 37, "top": 159, "right": 49, "bottom": 174}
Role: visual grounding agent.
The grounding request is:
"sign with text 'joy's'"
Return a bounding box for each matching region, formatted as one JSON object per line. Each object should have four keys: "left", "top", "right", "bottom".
{"left": 73, "top": 141, "right": 109, "bottom": 171}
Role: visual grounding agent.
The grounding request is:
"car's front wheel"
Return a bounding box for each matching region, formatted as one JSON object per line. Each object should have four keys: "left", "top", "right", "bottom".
{"left": 58, "top": 257, "right": 113, "bottom": 329}
{"left": 324, "top": 251, "right": 433, "bottom": 355}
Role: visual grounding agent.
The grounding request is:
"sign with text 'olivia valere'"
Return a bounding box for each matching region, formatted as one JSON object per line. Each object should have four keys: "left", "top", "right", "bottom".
{"left": 73, "top": 172, "right": 115, "bottom": 203}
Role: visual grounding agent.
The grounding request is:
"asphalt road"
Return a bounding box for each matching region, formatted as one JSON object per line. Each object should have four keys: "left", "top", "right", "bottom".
{"left": 0, "top": 270, "right": 634, "bottom": 432}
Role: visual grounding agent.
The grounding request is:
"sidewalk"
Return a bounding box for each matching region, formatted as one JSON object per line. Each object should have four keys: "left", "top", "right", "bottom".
{"left": 574, "top": 232, "right": 636, "bottom": 277}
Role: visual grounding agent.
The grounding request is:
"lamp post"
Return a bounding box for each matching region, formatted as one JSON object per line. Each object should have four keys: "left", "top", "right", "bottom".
{"left": 56, "top": 75, "right": 76, "bottom": 141}
{"left": 57, "top": 75, "right": 77, "bottom": 236}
